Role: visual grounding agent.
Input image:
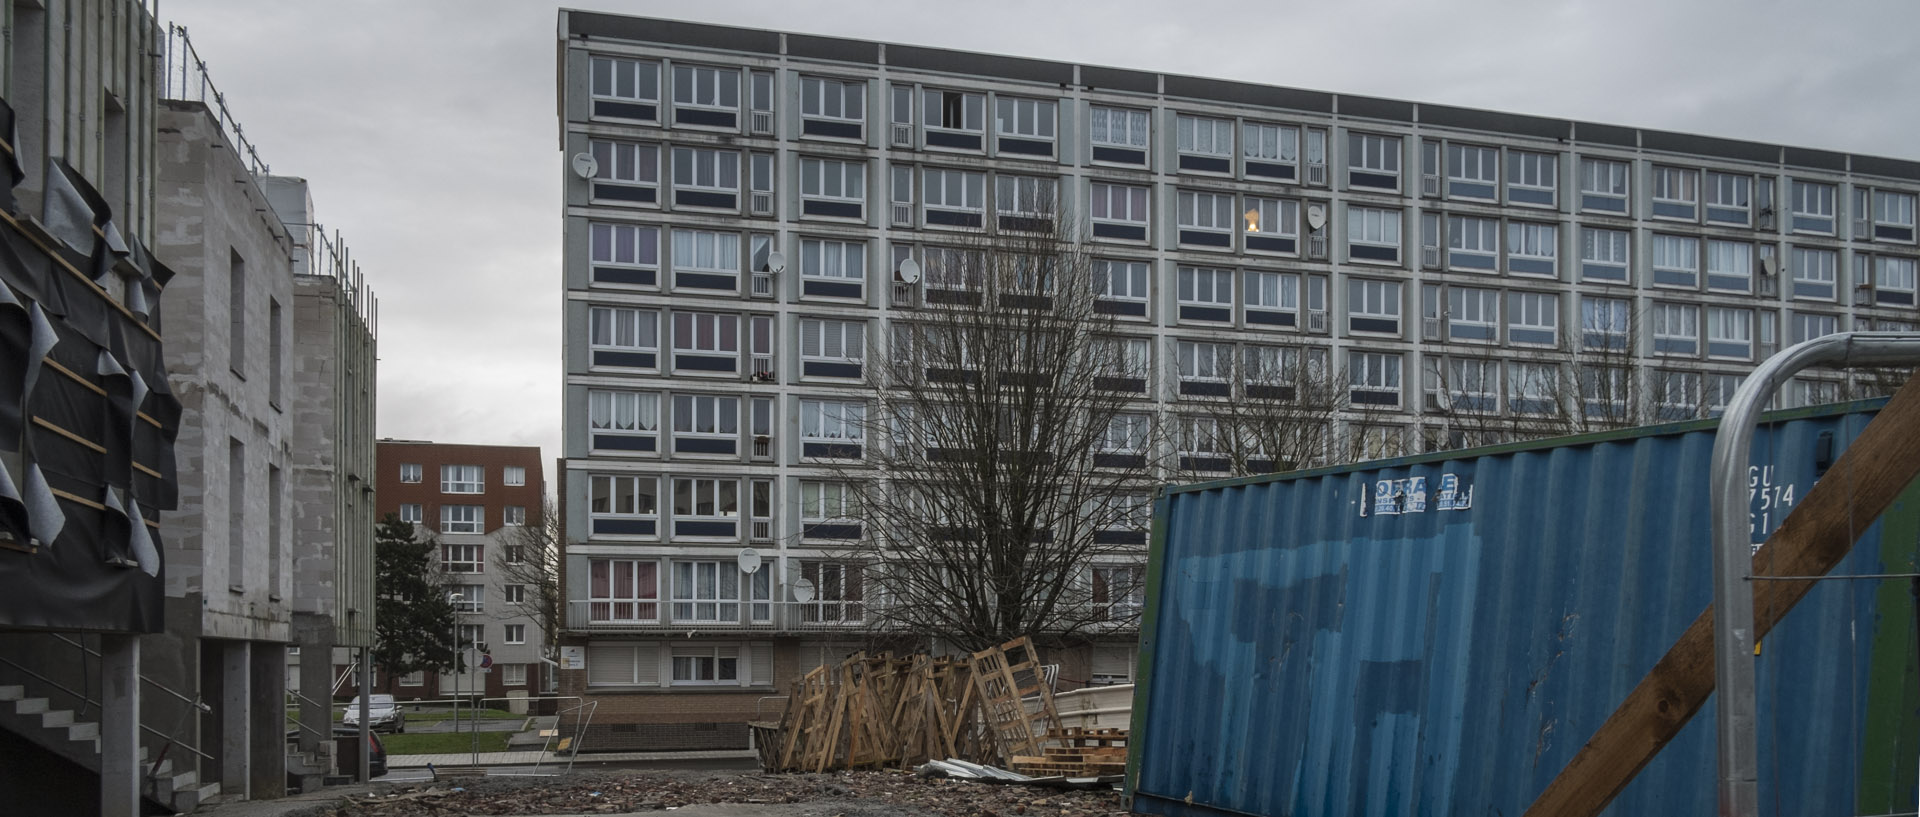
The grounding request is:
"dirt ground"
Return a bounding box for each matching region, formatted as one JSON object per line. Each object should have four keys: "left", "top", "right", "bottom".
{"left": 298, "top": 769, "right": 1128, "bottom": 817}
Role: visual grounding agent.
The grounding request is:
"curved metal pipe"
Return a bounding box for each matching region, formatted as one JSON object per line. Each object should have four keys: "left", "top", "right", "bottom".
{"left": 1710, "top": 331, "right": 1920, "bottom": 817}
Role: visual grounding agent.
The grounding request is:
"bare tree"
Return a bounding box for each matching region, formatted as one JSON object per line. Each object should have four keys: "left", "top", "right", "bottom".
{"left": 493, "top": 498, "right": 562, "bottom": 660}
{"left": 1191, "top": 344, "right": 1345, "bottom": 477}
{"left": 825, "top": 213, "right": 1152, "bottom": 652}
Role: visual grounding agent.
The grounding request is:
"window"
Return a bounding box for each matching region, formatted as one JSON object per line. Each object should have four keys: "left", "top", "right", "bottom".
{"left": 441, "top": 465, "right": 483, "bottom": 494}
{"left": 1508, "top": 362, "right": 1559, "bottom": 415}
{"left": 502, "top": 624, "right": 526, "bottom": 645}
{"left": 1092, "top": 565, "right": 1145, "bottom": 621}
{"left": 1244, "top": 270, "right": 1298, "bottom": 319}
{"left": 1347, "top": 132, "right": 1401, "bottom": 189}
{"left": 449, "top": 586, "right": 484, "bottom": 612}
{"left": 1578, "top": 365, "right": 1631, "bottom": 420}
{"left": 673, "top": 478, "right": 739, "bottom": 521}
{"left": 590, "top": 306, "right": 660, "bottom": 369}
{"left": 667, "top": 230, "right": 739, "bottom": 291}
{"left": 1426, "top": 357, "right": 1499, "bottom": 414}
{"left": 1706, "top": 307, "right": 1753, "bottom": 360}
{"left": 796, "top": 562, "right": 864, "bottom": 623}
{"left": 1874, "top": 190, "right": 1917, "bottom": 242}
{"left": 505, "top": 545, "right": 528, "bottom": 565}
{"left": 1792, "top": 311, "right": 1840, "bottom": 344}
{"left": 1176, "top": 115, "right": 1232, "bottom": 172}
{"left": 1651, "top": 166, "right": 1698, "bottom": 220}
{"left": 1443, "top": 286, "right": 1499, "bottom": 342}
{"left": 1579, "top": 157, "right": 1630, "bottom": 214}
{"left": 1651, "top": 234, "right": 1699, "bottom": 288}
{"left": 1242, "top": 122, "right": 1298, "bottom": 180}
{"left": 1705, "top": 171, "right": 1751, "bottom": 225}
{"left": 1507, "top": 291, "right": 1558, "bottom": 346}
{"left": 588, "top": 222, "right": 659, "bottom": 288}
{"left": 672, "top": 394, "right": 740, "bottom": 441}
{"left": 504, "top": 584, "right": 526, "bottom": 604}
{"left": 1348, "top": 206, "right": 1402, "bottom": 263}
{"left": 499, "top": 466, "right": 525, "bottom": 487}
{"left": 1705, "top": 240, "right": 1752, "bottom": 293}
{"left": 1243, "top": 197, "right": 1299, "bottom": 254}
{"left": 671, "top": 147, "right": 740, "bottom": 208}
{"left": 1581, "top": 297, "right": 1631, "bottom": 351}
{"left": 1242, "top": 344, "right": 1303, "bottom": 388}
{"left": 443, "top": 543, "right": 484, "bottom": 573}
{"left": 994, "top": 175, "right": 1057, "bottom": 226}
{"left": 1348, "top": 351, "right": 1402, "bottom": 407}
{"left": 1791, "top": 180, "right": 1836, "bottom": 234}
{"left": 589, "top": 140, "right": 659, "bottom": 204}
{"left": 800, "top": 400, "right": 866, "bottom": 453}
{"left": 501, "top": 664, "right": 528, "bottom": 686}
{"left": 1651, "top": 302, "right": 1700, "bottom": 356}
{"left": 399, "top": 463, "right": 421, "bottom": 483}
{"left": 590, "top": 56, "right": 659, "bottom": 119}
{"left": 1176, "top": 266, "right": 1233, "bottom": 320}
{"left": 1580, "top": 228, "right": 1630, "bottom": 282}
{"left": 1100, "top": 413, "right": 1151, "bottom": 454}
{"left": 589, "top": 390, "right": 660, "bottom": 451}
{"left": 592, "top": 474, "right": 659, "bottom": 537}
{"left": 672, "top": 561, "right": 739, "bottom": 622}
{"left": 1875, "top": 255, "right": 1918, "bottom": 305}
{"left": 923, "top": 88, "right": 986, "bottom": 142}
{"left": 1176, "top": 190, "right": 1235, "bottom": 247}
{"left": 1089, "top": 183, "right": 1149, "bottom": 241}
{"left": 1791, "top": 247, "right": 1837, "bottom": 300}
{"left": 1506, "top": 222, "right": 1557, "bottom": 277}
{"left": 800, "top": 239, "right": 865, "bottom": 287}
{"left": 994, "top": 95, "right": 1056, "bottom": 155}
{"left": 1446, "top": 143, "right": 1498, "bottom": 200}
{"left": 670, "top": 645, "right": 741, "bottom": 685}
{"left": 1095, "top": 260, "right": 1149, "bottom": 304}
{"left": 1348, "top": 279, "right": 1402, "bottom": 335}
{"left": 1446, "top": 215, "right": 1498, "bottom": 271}
{"left": 503, "top": 505, "right": 526, "bottom": 526}
{"left": 1655, "top": 370, "right": 1704, "bottom": 420}
{"left": 1176, "top": 415, "right": 1227, "bottom": 460}
{"left": 800, "top": 76, "right": 865, "bottom": 135}
{"left": 672, "top": 64, "right": 739, "bottom": 125}
{"left": 800, "top": 318, "right": 865, "bottom": 374}
{"left": 799, "top": 158, "right": 866, "bottom": 218}
{"left": 1176, "top": 340, "right": 1231, "bottom": 383}
{"left": 671, "top": 312, "right": 740, "bottom": 363}
{"left": 1506, "top": 150, "right": 1556, "bottom": 206}
{"left": 399, "top": 670, "right": 425, "bottom": 687}
{"left": 589, "top": 559, "right": 659, "bottom": 622}
{"left": 398, "top": 503, "right": 421, "bottom": 524}
{"left": 1094, "top": 336, "right": 1150, "bottom": 381}
{"left": 922, "top": 168, "right": 986, "bottom": 226}
{"left": 798, "top": 480, "right": 860, "bottom": 523}
{"left": 1089, "top": 107, "right": 1150, "bottom": 151}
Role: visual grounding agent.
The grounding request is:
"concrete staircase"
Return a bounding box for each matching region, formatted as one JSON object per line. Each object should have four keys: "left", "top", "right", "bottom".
{"left": 0, "top": 683, "right": 221, "bottom": 812}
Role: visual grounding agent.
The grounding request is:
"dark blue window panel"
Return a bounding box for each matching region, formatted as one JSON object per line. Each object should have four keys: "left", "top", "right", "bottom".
{"left": 1792, "top": 216, "right": 1833, "bottom": 233}
{"left": 674, "top": 354, "right": 737, "bottom": 373}
{"left": 1349, "top": 390, "right": 1399, "bottom": 407}
{"left": 1877, "top": 225, "right": 1915, "bottom": 242}
{"left": 1094, "top": 376, "right": 1146, "bottom": 393}
{"left": 1179, "top": 455, "right": 1229, "bottom": 472}
{"left": 675, "top": 272, "right": 736, "bottom": 291}
{"left": 1707, "top": 275, "right": 1750, "bottom": 293}
{"left": 1093, "top": 222, "right": 1147, "bottom": 241}
{"left": 927, "top": 368, "right": 979, "bottom": 385}
{"left": 1507, "top": 187, "right": 1554, "bottom": 206}
{"left": 1179, "top": 305, "right": 1231, "bottom": 323}
{"left": 1351, "top": 244, "right": 1400, "bottom": 263}
{"left": 1092, "top": 146, "right": 1147, "bottom": 166}
{"left": 997, "top": 138, "right": 1053, "bottom": 157}
{"left": 1449, "top": 324, "right": 1496, "bottom": 341}
{"left": 1706, "top": 206, "right": 1748, "bottom": 225}
{"left": 925, "top": 209, "right": 983, "bottom": 228}
{"left": 1509, "top": 257, "right": 1555, "bottom": 277}
{"left": 803, "top": 442, "right": 863, "bottom": 459}
{"left": 1000, "top": 293, "right": 1052, "bottom": 311}
{"left": 1448, "top": 181, "right": 1496, "bottom": 200}
{"left": 1093, "top": 453, "right": 1146, "bottom": 469}
{"left": 1510, "top": 398, "right": 1555, "bottom": 415}
{"left": 674, "top": 520, "right": 737, "bottom": 538}
{"left": 674, "top": 437, "right": 737, "bottom": 455}
{"left": 1349, "top": 170, "right": 1398, "bottom": 190}
{"left": 593, "top": 183, "right": 656, "bottom": 204}
{"left": 802, "top": 119, "right": 862, "bottom": 140}
{"left": 1094, "top": 299, "right": 1148, "bottom": 317}
{"left": 1584, "top": 399, "right": 1626, "bottom": 418}
{"left": 1655, "top": 405, "right": 1697, "bottom": 421}
{"left": 674, "top": 108, "right": 737, "bottom": 129}
{"left": 594, "top": 101, "right": 656, "bottom": 121}
{"left": 803, "top": 280, "right": 863, "bottom": 299}
{"left": 1652, "top": 201, "right": 1696, "bottom": 220}
{"left": 1178, "top": 154, "right": 1231, "bottom": 174}
{"left": 675, "top": 190, "right": 737, "bottom": 210}
{"left": 1448, "top": 251, "right": 1495, "bottom": 270}
{"left": 1455, "top": 395, "right": 1498, "bottom": 413}
{"left": 1581, "top": 263, "right": 1627, "bottom": 282}
{"left": 1247, "top": 384, "right": 1296, "bottom": 401}
{"left": 593, "top": 350, "right": 656, "bottom": 369}
{"left": 925, "top": 289, "right": 980, "bottom": 306}
{"left": 1246, "top": 235, "right": 1296, "bottom": 254}
{"left": 593, "top": 434, "right": 657, "bottom": 452}
{"left": 803, "top": 523, "right": 863, "bottom": 540}
{"left": 1653, "top": 338, "right": 1696, "bottom": 355}
{"left": 1350, "top": 317, "right": 1399, "bottom": 335}
{"left": 593, "top": 266, "right": 656, "bottom": 286}
{"left": 1246, "top": 309, "right": 1296, "bottom": 327}
{"left": 803, "top": 199, "right": 863, "bottom": 219}
{"left": 592, "top": 518, "right": 656, "bottom": 536}
{"left": 926, "top": 447, "right": 973, "bottom": 463}
{"left": 999, "top": 215, "right": 1051, "bottom": 233}
{"left": 1180, "top": 380, "right": 1231, "bottom": 397}
{"left": 1094, "top": 530, "right": 1148, "bottom": 546}
{"left": 1581, "top": 194, "right": 1627, "bottom": 213}
{"left": 1653, "top": 269, "right": 1697, "bottom": 287}
{"left": 1179, "top": 230, "right": 1232, "bottom": 248}
{"left": 1510, "top": 328, "right": 1555, "bottom": 346}
{"left": 1708, "top": 341, "right": 1751, "bottom": 359}
{"left": 1245, "top": 161, "right": 1296, "bottom": 181}
{"left": 1793, "top": 282, "right": 1835, "bottom": 299}
{"left": 1877, "top": 290, "right": 1916, "bottom": 306}
{"left": 925, "top": 131, "right": 982, "bottom": 151}
{"left": 1583, "top": 332, "right": 1627, "bottom": 351}
{"left": 803, "top": 361, "right": 862, "bottom": 379}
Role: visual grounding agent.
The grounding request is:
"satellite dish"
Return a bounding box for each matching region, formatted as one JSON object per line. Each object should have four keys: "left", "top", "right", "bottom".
{"left": 1760, "top": 255, "right": 1779, "bottom": 277}
{"left": 791, "top": 576, "right": 817, "bottom": 603}
{"left": 737, "top": 548, "right": 762, "bottom": 574}
{"left": 1305, "top": 203, "right": 1327, "bottom": 230}
{"left": 896, "top": 257, "right": 922, "bottom": 284}
{"left": 570, "top": 152, "right": 599, "bottom": 179}
{"left": 766, "top": 251, "right": 787, "bottom": 274}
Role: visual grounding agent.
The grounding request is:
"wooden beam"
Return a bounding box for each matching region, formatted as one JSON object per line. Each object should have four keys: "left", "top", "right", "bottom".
{"left": 1524, "top": 378, "right": 1920, "bottom": 817}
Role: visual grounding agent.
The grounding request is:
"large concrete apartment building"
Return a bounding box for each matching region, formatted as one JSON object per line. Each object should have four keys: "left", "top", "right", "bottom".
{"left": 555, "top": 11, "right": 1920, "bottom": 749}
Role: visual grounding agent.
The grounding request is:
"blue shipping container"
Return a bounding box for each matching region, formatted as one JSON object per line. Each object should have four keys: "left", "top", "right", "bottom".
{"left": 1130, "top": 401, "right": 1920, "bottom": 817}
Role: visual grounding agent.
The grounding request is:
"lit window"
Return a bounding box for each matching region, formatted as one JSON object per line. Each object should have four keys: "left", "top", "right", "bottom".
{"left": 1243, "top": 197, "right": 1299, "bottom": 255}
{"left": 1873, "top": 190, "right": 1917, "bottom": 242}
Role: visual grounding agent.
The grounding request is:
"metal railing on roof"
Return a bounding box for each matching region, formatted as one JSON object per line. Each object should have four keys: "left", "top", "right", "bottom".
{"left": 161, "top": 24, "right": 269, "bottom": 177}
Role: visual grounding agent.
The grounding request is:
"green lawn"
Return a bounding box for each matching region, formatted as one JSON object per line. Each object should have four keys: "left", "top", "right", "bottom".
{"left": 381, "top": 731, "right": 513, "bottom": 755}
{"left": 406, "top": 708, "right": 520, "bottom": 724}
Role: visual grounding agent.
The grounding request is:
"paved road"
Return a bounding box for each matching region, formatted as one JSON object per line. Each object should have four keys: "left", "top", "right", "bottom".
{"left": 381, "top": 755, "right": 760, "bottom": 783}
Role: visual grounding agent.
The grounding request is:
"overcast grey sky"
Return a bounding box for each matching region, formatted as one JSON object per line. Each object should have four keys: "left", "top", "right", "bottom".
{"left": 157, "top": 0, "right": 1920, "bottom": 478}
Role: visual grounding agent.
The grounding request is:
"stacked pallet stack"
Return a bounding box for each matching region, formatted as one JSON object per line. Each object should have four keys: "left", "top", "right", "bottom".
{"left": 1009, "top": 727, "right": 1129, "bottom": 778}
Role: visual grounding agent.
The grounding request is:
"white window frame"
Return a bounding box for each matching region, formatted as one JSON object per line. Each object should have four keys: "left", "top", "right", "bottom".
{"left": 1095, "top": 336, "right": 1150, "bottom": 379}
{"left": 670, "top": 645, "right": 741, "bottom": 685}
{"left": 1176, "top": 340, "right": 1231, "bottom": 383}
{"left": 1348, "top": 351, "right": 1403, "bottom": 406}
{"left": 1706, "top": 306, "right": 1753, "bottom": 360}
{"left": 1447, "top": 286, "right": 1499, "bottom": 341}
{"left": 1242, "top": 344, "right": 1301, "bottom": 387}
{"left": 503, "top": 624, "right": 527, "bottom": 645}
{"left": 670, "top": 147, "right": 741, "bottom": 197}
{"left": 1244, "top": 197, "right": 1300, "bottom": 247}
{"left": 1089, "top": 182, "right": 1149, "bottom": 230}
{"left": 1177, "top": 190, "right": 1235, "bottom": 238}
{"left": 672, "top": 478, "right": 740, "bottom": 523}
{"left": 1176, "top": 115, "right": 1232, "bottom": 159}
{"left": 994, "top": 95, "right": 1056, "bottom": 140}
{"left": 1507, "top": 291, "right": 1559, "bottom": 347}
{"left": 1505, "top": 221, "right": 1558, "bottom": 276}
{"left": 1349, "top": 278, "right": 1402, "bottom": 331}
{"left": 670, "top": 312, "right": 740, "bottom": 355}
{"left": 994, "top": 175, "right": 1057, "bottom": 219}
{"left": 800, "top": 238, "right": 866, "bottom": 281}
{"left": 671, "top": 561, "right": 740, "bottom": 623}
{"left": 1507, "top": 361, "right": 1559, "bottom": 414}
{"left": 1177, "top": 266, "right": 1233, "bottom": 308}
{"left": 1651, "top": 234, "right": 1700, "bottom": 288}
{"left": 399, "top": 463, "right": 421, "bottom": 484}
{"left": 1348, "top": 206, "right": 1403, "bottom": 259}
{"left": 590, "top": 306, "right": 660, "bottom": 363}
{"left": 588, "top": 558, "right": 660, "bottom": 622}
{"left": 398, "top": 503, "right": 421, "bottom": 524}
{"left": 1705, "top": 239, "right": 1753, "bottom": 294}
{"left": 1791, "top": 180, "right": 1836, "bottom": 234}
{"left": 800, "top": 318, "right": 866, "bottom": 364}
{"left": 1877, "top": 255, "right": 1918, "bottom": 297}
{"left": 800, "top": 399, "right": 866, "bottom": 442}
{"left": 800, "top": 76, "right": 865, "bottom": 124}
{"left": 589, "top": 140, "right": 660, "bottom": 190}
{"left": 1651, "top": 166, "right": 1699, "bottom": 219}
{"left": 1100, "top": 413, "right": 1150, "bottom": 454}
{"left": 923, "top": 88, "right": 985, "bottom": 134}
{"left": 1651, "top": 302, "right": 1700, "bottom": 357}
{"left": 922, "top": 168, "right": 986, "bottom": 216}
{"left": 670, "top": 229, "right": 740, "bottom": 275}
{"left": 1347, "top": 132, "right": 1402, "bottom": 187}
{"left": 1705, "top": 171, "right": 1751, "bottom": 225}
{"left": 799, "top": 480, "right": 860, "bottom": 522}
{"left": 1446, "top": 215, "right": 1498, "bottom": 270}
{"left": 672, "top": 394, "right": 740, "bottom": 439}
{"left": 1580, "top": 227, "right": 1630, "bottom": 282}
{"left": 1579, "top": 157, "right": 1630, "bottom": 213}
{"left": 1446, "top": 143, "right": 1498, "bottom": 198}
{"left": 503, "top": 466, "right": 526, "bottom": 487}
{"left": 800, "top": 157, "right": 867, "bottom": 208}
{"left": 672, "top": 65, "right": 740, "bottom": 112}
{"left": 1792, "top": 311, "right": 1840, "bottom": 344}
{"left": 1791, "top": 246, "right": 1837, "bottom": 300}
{"left": 590, "top": 474, "right": 659, "bottom": 526}
{"left": 1241, "top": 122, "right": 1298, "bottom": 167}
{"left": 1088, "top": 106, "right": 1150, "bottom": 149}
{"left": 1244, "top": 270, "right": 1298, "bottom": 312}
{"left": 1581, "top": 296, "right": 1631, "bottom": 351}
{"left": 591, "top": 56, "right": 659, "bottom": 108}
{"left": 1096, "top": 260, "right": 1149, "bottom": 302}
{"left": 1875, "top": 190, "right": 1918, "bottom": 241}
{"left": 590, "top": 222, "right": 660, "bottom": 278}
{"left": 503, "top": 505, "right": 526, "bottom": 526}
{"left": 1506, "top": 150, "right": 1557, "bottom": 204}
{"left": 441, "top": 464, "right": 483, "bottom": 494}
{"left": 443, "top": 542, "right": 484, "bottom": 572}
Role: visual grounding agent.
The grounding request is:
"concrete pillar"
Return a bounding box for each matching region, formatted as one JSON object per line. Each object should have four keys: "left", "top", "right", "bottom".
{"left": 356, "top": 647, "right": 372, "bottom": 783}
{"left": 248, "top": 642, "right": 286, "bottom": 798}
{"left": 99, "top": 635, "right": 141, "bottom": 817}
{"left": 221, "top": 641, "right": 250, "bottom": 798}
{"left": 294, "top": 615, "right": 332, "bottom": 756}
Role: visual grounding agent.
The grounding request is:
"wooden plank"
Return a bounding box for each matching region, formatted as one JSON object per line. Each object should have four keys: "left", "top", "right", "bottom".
{"left": 1523, "top": 378, "right": 1920, "bottom": 817}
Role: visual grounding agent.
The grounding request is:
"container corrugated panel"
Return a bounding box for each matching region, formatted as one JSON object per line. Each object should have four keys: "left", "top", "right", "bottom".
{"left": 1129, "top": 400, "right": 1920, "bottom": 817}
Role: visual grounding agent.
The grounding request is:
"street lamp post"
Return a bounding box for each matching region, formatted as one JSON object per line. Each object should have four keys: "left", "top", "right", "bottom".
{"left": 448, "top": 592, "right": 462, "bottom": 739}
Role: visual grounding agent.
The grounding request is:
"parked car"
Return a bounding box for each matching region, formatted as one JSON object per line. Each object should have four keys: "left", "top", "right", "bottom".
{"left": 334, "top": 726, "right": 388, "bottom": 778}
{"left": 341, "top": 694, "right": 406, "bottom": 732}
